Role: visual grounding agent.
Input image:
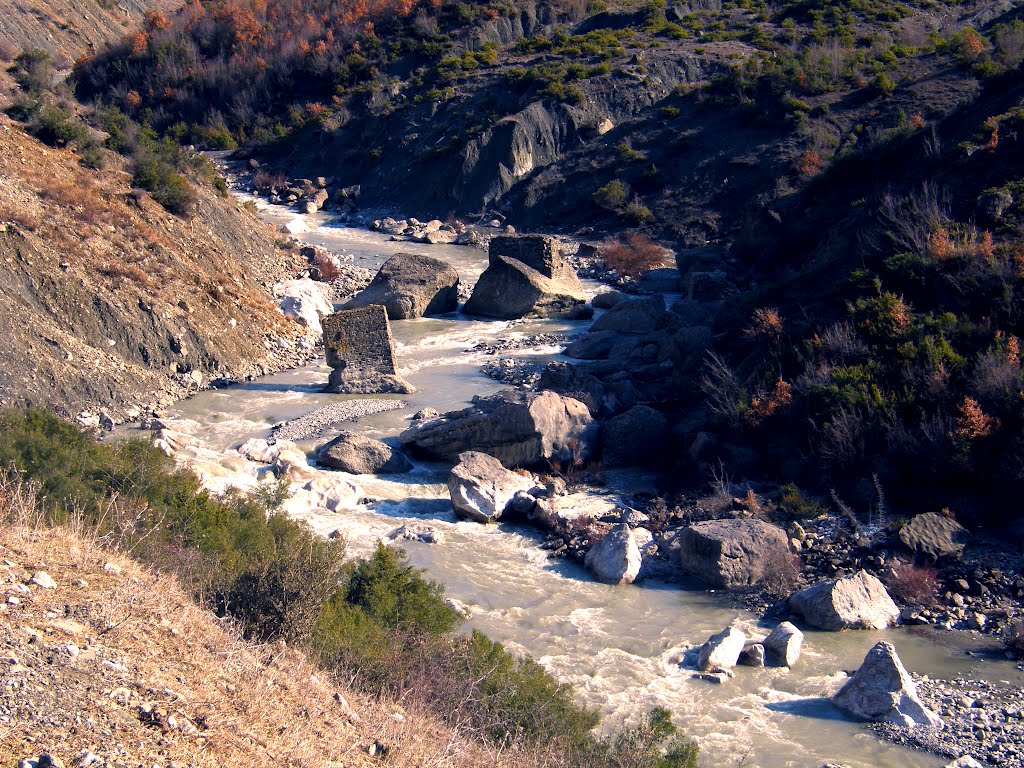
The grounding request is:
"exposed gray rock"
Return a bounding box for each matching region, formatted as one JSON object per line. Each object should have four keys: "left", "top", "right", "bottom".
{"left": 448, "top": 451, "right": 535, "bottom": 523}
{"left": 563, "top": 330, "right": 621, "bottom": 360}
{"left": 697, "top": 626, "right": 746, "bottom": 671}
{"left": 584, "top": 523, "right": 642, "bottom": 585}
{"left": 831, "top": 641, "right": 943, "bottom": 729}
{"left": 738, "top": 643, "right": 766, "bottom": 667}
{"left": 601, "top": 405, "right": 669, "bottom": 467}
{"left": 400, "top": 389, "right": 597, "bottom": 468}
{"left": 789, "top": 571, "right": 900, "bottom": 630}
{"left": 678, "top": 519, "right": 789, "bottom": 589}
{"left": 462, "top": 255, "right": 585, "bottom": 319}
{"left": 317, "top": 431, "right": 413, "bottom": 474}
{"left": 898, "top": 512, "right": 969, "bottom": 561}
{"left": 763, "top": 621, "right": 803, "bottom": 667}
{"left": 343, "top": 252, "right": 459, "bottom": 319}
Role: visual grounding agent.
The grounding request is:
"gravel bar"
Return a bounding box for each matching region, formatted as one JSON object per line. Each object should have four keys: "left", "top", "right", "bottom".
{"left": 273, "top": 398, "right": 408, "bottom": 441}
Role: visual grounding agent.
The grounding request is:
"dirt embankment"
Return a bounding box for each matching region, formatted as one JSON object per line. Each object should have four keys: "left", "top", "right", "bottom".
{"left": 0, "top": 115, "right": 309, "bottom": 418}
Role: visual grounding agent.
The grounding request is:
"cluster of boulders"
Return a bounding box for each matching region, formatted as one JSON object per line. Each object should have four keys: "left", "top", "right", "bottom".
{"left": 370, "top": 216, "right": 481, "bottom": 246}
{"left": 249, "top": 163, "right": 361, "bottom": 216}
{"left": 684, "top": 620, "right": 804, "bottom": 683}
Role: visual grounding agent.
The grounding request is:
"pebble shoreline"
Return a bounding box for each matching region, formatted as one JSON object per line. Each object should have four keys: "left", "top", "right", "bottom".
{"left": 873, "top": 674, "right": 1024, "bottom": 767}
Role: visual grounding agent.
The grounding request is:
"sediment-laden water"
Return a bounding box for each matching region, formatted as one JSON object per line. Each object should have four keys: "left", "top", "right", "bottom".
{"left": 156, "top": 202, "right": 1022, "bottom": 768}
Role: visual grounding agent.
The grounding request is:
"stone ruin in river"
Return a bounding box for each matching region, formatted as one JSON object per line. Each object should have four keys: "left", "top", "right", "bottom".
{"left": 322, "top": 305, "right": 415, "bottom": 394}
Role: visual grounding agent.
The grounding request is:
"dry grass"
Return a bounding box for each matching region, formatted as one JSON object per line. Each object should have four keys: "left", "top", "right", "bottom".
{"left": 0, "top": 478, "right": 544, "bottom": 768}
{"left": 601, "top": 233, "right": 671, "bottom": 277}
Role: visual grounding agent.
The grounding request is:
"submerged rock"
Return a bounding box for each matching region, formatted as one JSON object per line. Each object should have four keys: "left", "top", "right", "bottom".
{"left": 584, "top": 523, "right": 641, "bottom": 585}
{"left": 763, "top": 621, "right": 803, "bottom": 667}
{"left": 831, "top": 641, "right": 943, "bottom": 729}
{"left": 697, "top": 625, "right": 746, "bottom": 671}
{"left": 448, "top": 451, "right": 535, "bottom": 523}
{"left": 678, "top": 518, "right": 789, "bottom": 589}
{"left": 317, "top": 431, "right": 413, "bottom": 475}
{"left": 738, "top": 643, "right": 766, "bottom": 667}
{"left": 789, "top": 571, "right": 900, "bottom": 630}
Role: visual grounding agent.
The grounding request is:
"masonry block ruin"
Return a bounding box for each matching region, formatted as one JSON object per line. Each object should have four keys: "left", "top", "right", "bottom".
{"left": 489, "top": 235, "right": 578, "bottom": 283}
{"left": 322, "top": 305, "right": 415, "bottom": 394}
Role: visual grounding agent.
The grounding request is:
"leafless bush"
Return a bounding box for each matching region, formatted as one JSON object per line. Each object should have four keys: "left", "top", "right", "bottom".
{"left": 885, "top": 559, "right": 939, "bottom": 606}
{"left": 817, "top": 407, "right": 865, "bottom": 464}
{"left": 1004, "top": 619, "right": 1024, "bottom": 657}
{"left": 700, "top": 351, "right": 742, "bottom": 425}
{"left": 971, "top": 347, "right": 1022, "bottom": 403}
{"left": 760, "top": 544, "right": 802, "bottom": 598}
{"left": 252, "top": 170, "right": 286, "bottom": 191}
{"left": 818, "top": 322, "right": 867, "bottom": 361}
{"left": 877, "top": 182, "right": 949, "bottom": 256}
{"left": 995, "top": 22, "right": 1024, "bottom": 68}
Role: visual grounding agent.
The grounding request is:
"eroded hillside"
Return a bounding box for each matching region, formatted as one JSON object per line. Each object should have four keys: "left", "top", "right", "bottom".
{"left": 0, "top": 115, "right": 306, "bottom": 417}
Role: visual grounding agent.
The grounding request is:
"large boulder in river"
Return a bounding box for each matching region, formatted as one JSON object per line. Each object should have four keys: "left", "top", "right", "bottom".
{"left": 898, "top": 512, "right": 969, "bottom": 561}
{"left": 601, "top": 405, "right": 669, "bottom": 466}
{"left": 585, "top": 523, "right": 642, "bottom": 585}
{"left": 762, "top": 621, "right": 803, "bottom": 667}
{"left": 696, "top": 625, "right": 746, "bottom": 671}
{"left": 678, "top": 519, "right": 789, "bottom": 589}
{"left": 789, "top": 571, "right": 900, "bottom": 630}
{"left": 831, "top": 641, "right": 943, "bottom": 729}
{"left": 343, "top": 253, "right": 459, "bottom": 319}
{"left": 448, "top": 451, "right": 535, "bottom": 523}
{"left": 462, "top": 256, "right": 586, "bottom": 319}
{"left": 400, "top": 389, "right": 597, "bottom": 468}
{"left": 317, "top": 431, "right": 413, "bottom": 474}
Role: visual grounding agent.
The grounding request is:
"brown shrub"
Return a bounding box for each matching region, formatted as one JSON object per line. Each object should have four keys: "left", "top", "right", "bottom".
{"left": 601, "top": 233, "right": 671, "bottom": 277}
{"left": 253, "top": 170, "right": 286, "bottom": 191}
{"left": 885, "top": 559, "right": 939, "bottom": 606}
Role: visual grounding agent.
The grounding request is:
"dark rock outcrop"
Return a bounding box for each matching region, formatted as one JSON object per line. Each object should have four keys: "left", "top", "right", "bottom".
{"left": 343, "top": 252, "right": 459, "bottom": 319}
{"left": 601, "top": 405, "right": 669, "bottom": 467}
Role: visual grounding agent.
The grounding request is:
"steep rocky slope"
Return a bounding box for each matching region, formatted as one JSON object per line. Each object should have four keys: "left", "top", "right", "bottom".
{"left": 0, "top": 114, "right": 306, "bottom": 418}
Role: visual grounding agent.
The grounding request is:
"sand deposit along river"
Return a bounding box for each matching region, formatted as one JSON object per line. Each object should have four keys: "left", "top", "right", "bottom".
{"left": 157, "top": 202, "right": 1022, "bottom": 768}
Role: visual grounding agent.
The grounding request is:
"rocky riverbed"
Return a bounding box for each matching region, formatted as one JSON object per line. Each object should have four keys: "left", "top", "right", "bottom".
{"left": 875, "top": 674, "right": 1024, "bottom": 766}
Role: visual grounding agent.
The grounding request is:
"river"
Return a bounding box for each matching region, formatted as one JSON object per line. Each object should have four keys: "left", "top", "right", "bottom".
{"left": 156, "top": 198, "right": 1022, "bottom": 768}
